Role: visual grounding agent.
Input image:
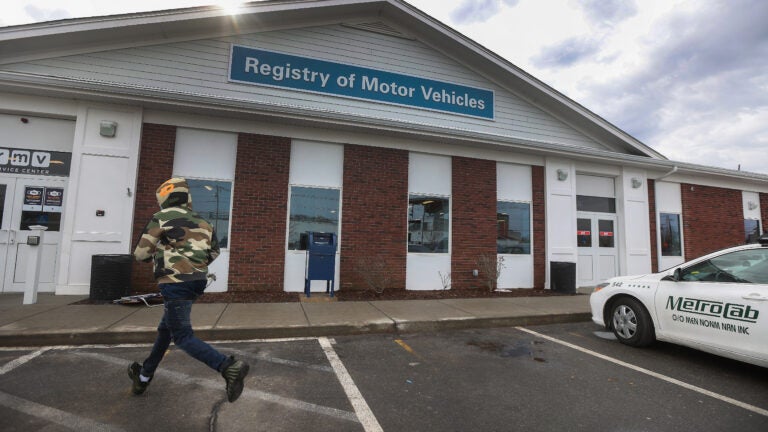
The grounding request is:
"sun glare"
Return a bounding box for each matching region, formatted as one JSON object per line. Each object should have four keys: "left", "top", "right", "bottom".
{"left": 215, "top": 0, "right": 245, "bottom": 16}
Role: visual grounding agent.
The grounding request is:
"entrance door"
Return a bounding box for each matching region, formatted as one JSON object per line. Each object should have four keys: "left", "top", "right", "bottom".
{"left": 0, "top": 177, "right": 65, "bottom": 292}
{"left": 577, "top": 213, "right": 618, "bottom": 287}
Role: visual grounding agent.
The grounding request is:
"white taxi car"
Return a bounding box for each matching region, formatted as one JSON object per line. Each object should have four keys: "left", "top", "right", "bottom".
{"left": 590, "top": 235, "right": 768, "bottom": 368}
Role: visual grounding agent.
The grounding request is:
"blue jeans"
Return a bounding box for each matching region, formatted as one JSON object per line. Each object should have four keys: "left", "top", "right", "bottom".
{"left": 140, "top": 280, "right": 228, "bottom": 376}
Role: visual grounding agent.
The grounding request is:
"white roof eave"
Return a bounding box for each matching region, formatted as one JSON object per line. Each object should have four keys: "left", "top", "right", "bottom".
{"left": 3, "top": 72, "right": 765, "bottom": 186}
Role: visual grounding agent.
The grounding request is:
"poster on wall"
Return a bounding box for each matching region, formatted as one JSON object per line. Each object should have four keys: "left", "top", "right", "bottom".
{"left": 44, "top": 187, "right": 64, "bottom": 212}
{"left": 22, "top": 186, "right": 44, "bottom": 211}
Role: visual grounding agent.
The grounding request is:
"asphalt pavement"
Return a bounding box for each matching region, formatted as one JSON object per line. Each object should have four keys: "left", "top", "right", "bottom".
{"left": 0, "top": 292, "right": 591, "bottom": 347}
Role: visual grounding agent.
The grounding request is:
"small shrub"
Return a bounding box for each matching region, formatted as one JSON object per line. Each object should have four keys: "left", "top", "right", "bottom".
{"left": 476, "top": 253, "right": 505, "bottom": 291}
{"left": 354, "top": 256, "right": 393, "bottom": 294}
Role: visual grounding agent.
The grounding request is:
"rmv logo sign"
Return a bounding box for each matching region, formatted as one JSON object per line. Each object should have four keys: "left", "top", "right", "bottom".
{"left": 0, "top": 149, "right": 51, "bottom": 167}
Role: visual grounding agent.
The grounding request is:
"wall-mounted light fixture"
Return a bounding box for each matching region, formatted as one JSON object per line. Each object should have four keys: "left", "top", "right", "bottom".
{"left": 556, "top": 169, "right": 568, "bottom": 181}
{"left": 99, "top": 121, "right": 118, "bottom": 138}
{"left": 748, "top": 201, "right": 758, "bottom": 211}
{"left": 631, "top": 177, "right": 643, "bottom": 189}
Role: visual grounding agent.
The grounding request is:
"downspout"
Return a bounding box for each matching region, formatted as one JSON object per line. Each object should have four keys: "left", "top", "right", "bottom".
{"left": 655, "top": 165, "right": 678, "bottom": 181}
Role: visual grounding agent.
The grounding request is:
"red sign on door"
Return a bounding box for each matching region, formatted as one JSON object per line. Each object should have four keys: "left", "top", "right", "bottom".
{"left": 600, "top": 231, "right": 614, "bottom": 237}
{"left": 577, "top": 230, "right": 591, "bottom": 236}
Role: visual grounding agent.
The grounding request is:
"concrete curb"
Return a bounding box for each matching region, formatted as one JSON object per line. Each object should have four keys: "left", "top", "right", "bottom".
{"left": 0, "top": 312, "right": 591, "bottom": 347}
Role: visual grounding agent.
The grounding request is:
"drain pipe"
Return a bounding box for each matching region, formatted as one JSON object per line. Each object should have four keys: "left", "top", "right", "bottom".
{"left": 655, "top": 165, "right": 678, "bottom": 181}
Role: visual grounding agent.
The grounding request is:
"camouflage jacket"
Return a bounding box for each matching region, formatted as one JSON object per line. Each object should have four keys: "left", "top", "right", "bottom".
{"left": 134, "top": 178, "right": 220, "bottom": 284}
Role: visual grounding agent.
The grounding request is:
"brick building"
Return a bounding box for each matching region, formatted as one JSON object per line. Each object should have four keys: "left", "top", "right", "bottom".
{"left": 0, "top": 0, "right": 765, "bottom": 296}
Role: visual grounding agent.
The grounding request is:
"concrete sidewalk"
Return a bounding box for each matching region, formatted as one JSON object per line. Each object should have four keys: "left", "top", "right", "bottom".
{"left": 0, "top": 293, "right": 592, "bottom": 347}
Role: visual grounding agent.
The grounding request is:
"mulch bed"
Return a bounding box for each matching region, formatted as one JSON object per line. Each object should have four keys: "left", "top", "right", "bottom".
{"left": 197, "top": 288, "right": 561, "bottom": 303}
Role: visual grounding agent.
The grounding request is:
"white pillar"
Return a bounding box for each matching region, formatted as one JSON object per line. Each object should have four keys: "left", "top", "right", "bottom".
{"left": 23, "top": 225, "right": 47, "bottom": 305}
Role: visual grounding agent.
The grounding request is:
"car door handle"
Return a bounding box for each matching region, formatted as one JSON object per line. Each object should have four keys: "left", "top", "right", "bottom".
{"left": 742, "top": 293, "right": 768, "bottom": 301}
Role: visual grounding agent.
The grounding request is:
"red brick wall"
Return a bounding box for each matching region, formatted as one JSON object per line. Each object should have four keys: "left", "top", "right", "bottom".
{"left": 532, "top": 166, "right": 546, "bottom": 289}
{"left": 647, "top": 179, "right": 658, "bottom": 272}
{"left": 681, "top": 183, "right": 743, "bottom": 259}
{"left": 226, "top": 133, "right": 291, "bottom": 292}
{"left": 340, "top": 145, "right": 408, "bottom": 292}
{"left": 130, "top": 123, "right": 177, "bottom": 294}
{"left": 451, "top": 157, "right": 497, "bottom": 289}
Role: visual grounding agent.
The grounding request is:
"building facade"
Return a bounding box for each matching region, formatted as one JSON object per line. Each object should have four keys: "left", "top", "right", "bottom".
{"left": 0, "top": 0, "right": 765, "bottom": 296}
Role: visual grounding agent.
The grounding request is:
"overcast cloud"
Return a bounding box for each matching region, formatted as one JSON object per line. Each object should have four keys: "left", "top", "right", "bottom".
{"left": 2, "top": 0, "right": 767, "bottom": 174}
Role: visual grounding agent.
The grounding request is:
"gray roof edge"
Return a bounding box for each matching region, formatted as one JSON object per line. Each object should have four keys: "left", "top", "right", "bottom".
{"left": 0, "top": 1, "right": 376, "bottom": 36}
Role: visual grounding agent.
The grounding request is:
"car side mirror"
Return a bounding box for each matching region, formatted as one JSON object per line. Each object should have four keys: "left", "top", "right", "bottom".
{"left": 663, "top": 268, "right": 682, "bottom": 282}
{"left": 673, "top": 268, "right": 682, "bottom": 281}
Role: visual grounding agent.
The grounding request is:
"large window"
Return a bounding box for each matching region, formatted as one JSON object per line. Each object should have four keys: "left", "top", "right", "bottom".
{"left": 577, "top": 195, "right": 616, "bottom": 213}
{"left": 408, "top": 195, "right": 449, "bottom": 253}
{"left": 288, "top": 186, "right": 340, "bottom": 250}
{"left": 745, "top": 219, "right": 761, "bottom": 244}
{"left": 188, "top": 179, "right": 232, "bottom": 248}
{"left": 660, "top": 213, "right": 682, "bottom": 256}
{"left": 497, "top": 201, "right": 530, "bottom": 254}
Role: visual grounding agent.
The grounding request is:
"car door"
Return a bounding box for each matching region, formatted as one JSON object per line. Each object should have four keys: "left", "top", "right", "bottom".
{"left": 655, "top": 248, "right": 768, "bottom": 361}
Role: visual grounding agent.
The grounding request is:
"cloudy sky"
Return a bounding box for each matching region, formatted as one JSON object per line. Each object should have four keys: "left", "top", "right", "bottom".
{"left": 3, "top": 0, "right": 767, "bottom": 174}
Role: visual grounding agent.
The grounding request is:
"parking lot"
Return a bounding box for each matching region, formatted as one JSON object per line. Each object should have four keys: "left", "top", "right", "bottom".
{"left": 1, "top": 322, "right": 767, "bottom": 431}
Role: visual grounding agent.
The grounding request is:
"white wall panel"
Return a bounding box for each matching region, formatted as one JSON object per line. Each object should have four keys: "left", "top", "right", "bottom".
{"left": 618, "top": 168, "right": 651, "bottom": 276}
{"left": 406, "top": 254, "right": 451, "bottom": 291}
{"left": 498, "top": 255, "right": 533, "bottom": 288}
{"left": 72, "top": 154, "right": 130, "bottom": 241}
{"left": 656, "top": 182, "right": 682, "bottom": 213}
{"left": 576, "top": 174, "right": 615, "bottom": 197}
{"left": 0, "top": 114, "right": 74, "bottom": 152}
{"left": 289, "top": 140, "right": 343, "bottom": 187}
{"left": 497, "top": 163, "right": 531, "bottom": 201}
{"left": 546, "top": 160, "right": 576, "bottom": 262}
{"left": 409, "top": 153, "right": 451, "bottom": 195}
{"left": 174, "top": 128, "right": 237, "bottom": 180}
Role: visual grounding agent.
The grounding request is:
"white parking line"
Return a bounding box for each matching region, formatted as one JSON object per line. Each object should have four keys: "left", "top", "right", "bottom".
{"left": 0, "top": 337, "right": 320, "bottom": 352}
{"left": 74, "top": 351, "right": 359, "bottom": 423}
{"left": 0, "top": 348, "right": 49, "bottom": 375}
{"left": 319, "top": 337, "right": 384, "bottom": 432}
{"left": 516, "top": 327, "right": 768, "bottom": 418}
{"left": 0, "top": 390, "right": 125, "bottom": 432}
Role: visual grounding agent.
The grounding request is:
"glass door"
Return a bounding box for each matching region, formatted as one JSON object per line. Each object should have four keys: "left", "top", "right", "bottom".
{"left": 577, "top": 213, "right": 618, "bottom": 287}
{"left": 3, "top": 178, "right": 65, "bottom": 292}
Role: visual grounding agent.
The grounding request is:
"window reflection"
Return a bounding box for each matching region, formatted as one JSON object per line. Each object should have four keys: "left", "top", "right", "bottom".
{"left": 497, "top": 201, "right": 530, "bottom": 254}
{"left": 660, "top": 213, "right": 682, "bottom": 256}
{"left": 577, "top": 218, "right": 591, "bottom": 247}
{"left": 408, "top": 195, "right": 449, "bottom": 253}
{"left": 745, "top": 219, "right": 761, "bottom": 244}
{"left": 598, "top": 219, "right": 615, "bottom": 248}
{"left": 577, "top": 195, "right": 616, "bottom": 213}
{"left": 187, "top": 179, "right": 232, "bottom": 248}
{"left": 288, "top": 186, "right": 340, "bottom": 250}
{"left": 680, "top": 249, "right": 768, "bottom": 283}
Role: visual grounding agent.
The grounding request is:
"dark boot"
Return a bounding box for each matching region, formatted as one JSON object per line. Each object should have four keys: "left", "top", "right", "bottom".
{"left": 221, "top": 356, "right": 250, "bottom": 402}
{"left": 127, "top": 362, "right": 151, "bottom": 395}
